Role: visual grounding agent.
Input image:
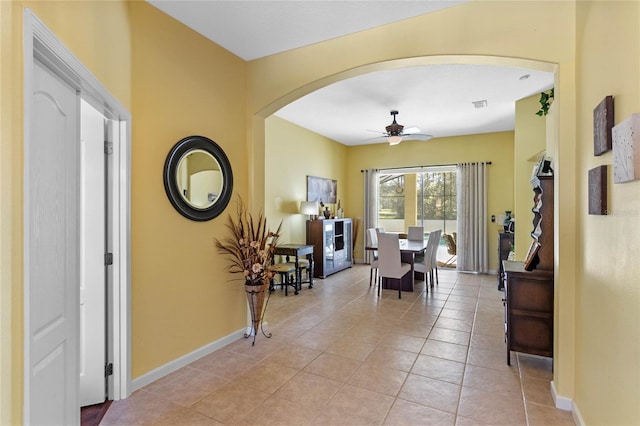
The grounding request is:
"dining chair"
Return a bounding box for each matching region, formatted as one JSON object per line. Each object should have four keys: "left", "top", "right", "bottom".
{"left": 430, "top": 229, "right": 443, "bottom": 286}
{"left": 407, "top": 226, "right": 424, "bottom": 241}
{"left": 415, "top": 229, "right": 442, "bottom": 290}
{"left": 376, "top": 232, "right": 412, "bottom": 299}
{"left": 367, "top": 228, "right": 379, "bottom": 288}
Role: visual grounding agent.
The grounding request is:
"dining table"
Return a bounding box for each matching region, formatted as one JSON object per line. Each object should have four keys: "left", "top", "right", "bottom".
{"left": 366, "top": 238, "right": 429, "bottom": 292}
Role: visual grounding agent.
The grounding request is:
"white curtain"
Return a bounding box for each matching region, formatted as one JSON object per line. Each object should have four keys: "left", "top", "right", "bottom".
{"left": 363, "top": 168, "right": 379, "bottom": 263}
{"left": 456, "top": 162, "right": 489, "bottom": 273}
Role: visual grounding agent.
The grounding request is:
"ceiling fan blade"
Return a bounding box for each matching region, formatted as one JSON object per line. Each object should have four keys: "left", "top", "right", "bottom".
{"left": 404, "top": 133, "right": 433, "bottom": 141}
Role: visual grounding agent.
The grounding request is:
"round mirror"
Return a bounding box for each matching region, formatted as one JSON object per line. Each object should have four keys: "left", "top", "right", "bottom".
{"left": 163, "top": 135, "right": 233, "bottom": 221}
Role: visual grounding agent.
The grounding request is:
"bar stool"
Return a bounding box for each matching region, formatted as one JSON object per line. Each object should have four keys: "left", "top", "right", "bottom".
{"left": 296, "top": 257, "right": 314, "bottom": 289}
{"left": 269, "top": 263, "right": 298, "bottom": 296}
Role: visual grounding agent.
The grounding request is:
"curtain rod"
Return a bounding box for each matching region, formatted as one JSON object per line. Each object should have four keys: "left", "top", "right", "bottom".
{"left": 361, "top": 162, "right": 492, "bottom": 172}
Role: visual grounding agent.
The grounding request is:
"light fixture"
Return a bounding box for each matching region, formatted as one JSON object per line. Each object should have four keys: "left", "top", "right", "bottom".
{"left": 386, "top": 110, "right": 404, "bottom": 145}
{"left": 387, "top": 135, "right": 403, "bottom": 145}
{"left": 299, "top": 201, "right": 318, "bottom": 220}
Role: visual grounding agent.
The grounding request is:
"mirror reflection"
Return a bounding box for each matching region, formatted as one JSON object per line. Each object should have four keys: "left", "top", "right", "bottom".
{"left": 175, "top": 149, "right": 223, "bottom": 209}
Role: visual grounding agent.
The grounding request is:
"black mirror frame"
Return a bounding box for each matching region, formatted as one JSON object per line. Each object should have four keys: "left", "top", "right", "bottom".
{"left": 163, "top": 135, "right": 233, "bottom": 221}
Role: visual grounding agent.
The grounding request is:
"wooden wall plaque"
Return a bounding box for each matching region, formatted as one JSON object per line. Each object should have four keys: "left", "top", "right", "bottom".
{"left": 588, "top": 165, "right": 608, "bottom": 215}
{"left": 593, "top": 95, "right": 614, "bottom": 156}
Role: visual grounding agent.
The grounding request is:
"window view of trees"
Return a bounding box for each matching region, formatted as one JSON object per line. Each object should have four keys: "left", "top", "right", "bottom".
{"left": 376, "top": 170, "right": 457, "bottom": 234}
{"left": 417, "top": 171, "right": 457, "bottom": 222}
{"left": 379, "top": 175, "right": 405, "bottom": 219}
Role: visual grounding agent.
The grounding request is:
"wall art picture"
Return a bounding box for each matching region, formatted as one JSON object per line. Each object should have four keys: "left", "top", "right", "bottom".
{"left": 307, "top": 176, "right": 337, "bottom": 204}
{"left": 588, "top": 165, "right": 608, "bottom": 215}
{"left": 593, "top": 95, "right": 614, "bottom": 156}
{"left": 612, "top": 113, "right": 640, "bottom": 183}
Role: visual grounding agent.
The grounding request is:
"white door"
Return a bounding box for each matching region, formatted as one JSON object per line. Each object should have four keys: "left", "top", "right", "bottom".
{"left": 79, "top": 100, "right": 106, "bottom": 407}
{"left": 26, "top": 58, "right": 80, "bottom": 424}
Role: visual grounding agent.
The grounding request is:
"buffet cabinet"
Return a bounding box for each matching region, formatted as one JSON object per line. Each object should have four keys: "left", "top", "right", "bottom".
{"left": 503, "top": 261, "right": 553, "bottom": 365}
{"left": 306, "top": 218, "right": 353, "bottom": 278}
{"left": 497, "top": 232, "right": 514, "bottom": 290}
{"left": 503, "top": 175, "right": 555, "bottom": 365}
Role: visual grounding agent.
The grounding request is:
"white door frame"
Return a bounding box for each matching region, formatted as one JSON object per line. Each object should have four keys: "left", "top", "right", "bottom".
{"left": 23, "top": 8, "right": 131, "bottom": 419}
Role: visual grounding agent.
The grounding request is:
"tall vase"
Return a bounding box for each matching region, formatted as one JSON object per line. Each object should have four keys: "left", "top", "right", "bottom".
{"left": 244, "top": 279, "right": 272, "bottom": 345}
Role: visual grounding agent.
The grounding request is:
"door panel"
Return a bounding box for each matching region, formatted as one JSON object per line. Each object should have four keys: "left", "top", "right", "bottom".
{"left": 79, "top": 100, "right": 106, "bottom": 407}
{"left": 28, "top": 58, "right": 79, "bottom": 424}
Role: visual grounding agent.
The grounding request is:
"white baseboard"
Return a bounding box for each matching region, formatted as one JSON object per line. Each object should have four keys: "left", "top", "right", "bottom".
{"left": 550, "top": 380, "right": 585, "bottom": 425}
{"left": 131, "top": 327, "right": 246, "bottom": 392}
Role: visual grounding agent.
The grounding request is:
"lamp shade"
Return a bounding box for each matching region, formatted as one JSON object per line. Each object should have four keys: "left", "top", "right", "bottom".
{"left": 300, "top": 201, "right": 318, "bottom": 215}
{"left": 387, "top": 135, "right": 403, "bottom": 145}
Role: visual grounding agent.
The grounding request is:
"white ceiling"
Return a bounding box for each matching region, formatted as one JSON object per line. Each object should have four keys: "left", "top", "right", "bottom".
{"left": 147, "top": 1, "right": 554, "bottom": 146}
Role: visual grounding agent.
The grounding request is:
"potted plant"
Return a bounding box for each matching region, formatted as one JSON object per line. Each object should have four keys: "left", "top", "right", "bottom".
{"left": 214, "top": 196, "right": 282, "bottom": 345}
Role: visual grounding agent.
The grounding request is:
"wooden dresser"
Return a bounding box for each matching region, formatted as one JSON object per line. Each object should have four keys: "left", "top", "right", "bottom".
{"left": 503, "top": 175, "right": 554, "bottom": 365}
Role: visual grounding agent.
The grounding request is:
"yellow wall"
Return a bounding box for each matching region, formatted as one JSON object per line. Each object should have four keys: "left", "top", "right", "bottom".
{"left": 345, "top": 133, "right": 515, "bottom": 266}
{"left": 265, "top": 116, "right": 348, "bottom": 245}
{"left": 128, "top": 3, "right": 248, "bottom": 377}
{"left": 575, "top": 2, "right": 640, "bottom": 424}
{"left": 514, "top": 94, "right": 548, "bottom": 259}
{"left": 0, "top": 2, "right": 15, "bottom": 423}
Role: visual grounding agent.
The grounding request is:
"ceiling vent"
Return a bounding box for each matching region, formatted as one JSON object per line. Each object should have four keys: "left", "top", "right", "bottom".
{"left": 472, "top": 100, "right": 488, "bottom": 109}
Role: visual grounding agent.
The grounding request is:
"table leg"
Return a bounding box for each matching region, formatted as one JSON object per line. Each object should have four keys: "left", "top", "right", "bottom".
{"left": 308, "top": 254, "right": 314, "bottom": 288}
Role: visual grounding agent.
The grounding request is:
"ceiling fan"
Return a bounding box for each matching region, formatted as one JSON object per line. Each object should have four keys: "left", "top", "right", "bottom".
{"left": 370, "top": 110, "right": 433, "bottom": 145}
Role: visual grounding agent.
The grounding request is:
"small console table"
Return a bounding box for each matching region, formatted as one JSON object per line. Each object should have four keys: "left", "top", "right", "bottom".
{"left": 274, "top": 244, "right": 314, "bottom": 290}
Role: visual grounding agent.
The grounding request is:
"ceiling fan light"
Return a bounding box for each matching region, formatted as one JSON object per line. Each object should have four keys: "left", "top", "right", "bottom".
{"left": 387, "top": 135, "right": 403, "bottom": 145}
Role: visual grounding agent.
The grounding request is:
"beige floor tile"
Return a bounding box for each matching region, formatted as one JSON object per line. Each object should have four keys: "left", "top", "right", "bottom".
{"left": 526, "top": 401, "right": 576, "bottom": 426}
{"left": 265, "top": 343, "right": 322, "bottom": 370}
{"left": 463, "top": 364, "right": 521, "bottom": 393}
{"left": 435, "top": 316, "right": 474, "bottom": 332}
{"left": 384, "top": 398, "right": 456, "bottom": 425}
{"left": 470, "top": 331, "right": 507, "bottom": 353}
{"left": 420, "top": 339, "right": 469, "bottom": 363}
{"left": 378, "top": 332, "right": 426, "bottom": 353}
{"left": 304, "top": 352, "right": 361, "bottom": 382}
{"left": 398, "top": 373, "right": 461, "bottom": 414}
{"left": 325, "top": 335, "right": 376, "bottom": 361}
{"left": 440, "top": 308, "right": 476, "bottom": 321}
{"left": 295, "top": 329, "right": 339, "bottom": 351}
{"left": 235, "top": 394, "right": 320, "bottom": 426}
{"left": 148, "top": 367, "right": 230, "bottom": 407}
{"left": 233, "top": 360, "right": 299, "bottom": 394}
{"left": 521, "top": 374, "right": 555, "bottom": 407}
{"left": 467, "top": 346, "right": 519, "bottom": 372}
{"left": 411, "top": 354, "right": 465, "bottom": 385}
{"left": 347, "top": 362, "right": 408, "bottom": 396}
{"left": 321, "top": 383, "right": 395, "bottom": 424}
{"left": 457, "top": 387, "right": 526, "bottom": 425}
{"left": 518, "top": 352, "right": 554, "bottom": 381}
{"left": 192, "top": 382, "right": 270, "bottom": 424}
{"left": 429, "top": 326, "right": 471, "bottom": 346}
{"left": 274, "top": 371, "right": 342, "bottom": 406}
{"left": 364, "top": 345, "right": 418, "bottom": 372}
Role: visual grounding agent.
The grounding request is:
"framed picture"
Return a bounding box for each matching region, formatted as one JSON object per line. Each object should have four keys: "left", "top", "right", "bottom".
{"left": 593, "top": 95, "right": 614, "bottom": 156}
{"left": 524, "top": 240, "right": 541, "bottom": 271}
{"left": 307, "top": 176, "right": 337, "bottom": 204}
{"left": 588, "top": 165, "right": 608, "bottom": 215}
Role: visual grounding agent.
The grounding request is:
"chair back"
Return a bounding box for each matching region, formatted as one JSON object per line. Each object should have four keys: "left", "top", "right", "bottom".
{"left": 429, "top": 229, "right": 443, "bottom": 267}
{"left": 421, "top": 229, "right": 441, "bottom": 269}
{"left": 443, "top": 233, "right": 457, "bottom": 255}
{"left": 407, "top": 226, "right": 424, "bottom": 241}
{"left": 377, "top": 232, "right": 404, "bottom": 279}
{"left": 367, "top": 228, "right": 379, "bottom": 260}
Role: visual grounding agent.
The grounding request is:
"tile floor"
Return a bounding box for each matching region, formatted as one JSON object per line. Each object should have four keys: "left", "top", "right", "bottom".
{"left": 101, "top": 265, "right": 575, "bottom": 425}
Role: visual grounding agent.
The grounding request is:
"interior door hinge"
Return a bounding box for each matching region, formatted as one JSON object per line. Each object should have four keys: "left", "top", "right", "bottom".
{"left": 104, "top": 140, "right": 113, "bottom": 155}
{"left": 105, "top": 253, "right": 113, "bottom": 266}
{"left": 105, "top": 363, "right": 113, "bottom": 377}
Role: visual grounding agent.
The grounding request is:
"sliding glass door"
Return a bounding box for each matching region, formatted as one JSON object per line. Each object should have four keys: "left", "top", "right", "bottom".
{"left": 376, "top": 166, "right": 457, "bottom": 265}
